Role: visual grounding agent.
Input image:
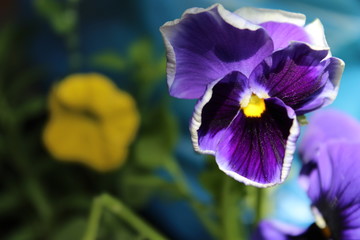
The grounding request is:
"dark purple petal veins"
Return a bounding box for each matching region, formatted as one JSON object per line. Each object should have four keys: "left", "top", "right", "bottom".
{"left": 249, "top": 42, "right": 339, "bottom": 113}
{"left": 160, "top": 4, "right": 274, "bottom": 99}
{"left": 215, "top": 98, "right": 298, "bottom": 187}
{"left": 191, "top": 71, "right": 249, "bottom": 153}
{"left": 294, "top": 57, "right": 344, "bottom": 115}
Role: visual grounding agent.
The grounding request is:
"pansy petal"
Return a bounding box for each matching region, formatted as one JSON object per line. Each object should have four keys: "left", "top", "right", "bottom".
{"left": 250, "top": 42, "right": 342, "bottom": 114}
{"left": 215, "top": 98, "right": 299, "bottom": 187}
{"left": 303, "top": 143, "right": 333, "bottom": 200}
{"left": 294, "top": 57, "right": 344, "bottom": 115}
{"left": 260, "top": 22, "right": 310, "bottom": 50}
{"left": 299, "top": 109, "right": 360, "bottom": 164}
{"left": 252, "top": 220, "right": 302, "bottom": 240}
{"left": 160, "top": 4, "right": 274, "bottom": 99}
{"left": 252, "top": 220, "right": 328, "bottom": 240}
{"left": 305, "top": 19, "right": 330, "bottom": 53}
{"left": 303, "top": 142, "right": 360, "bottom": 239}
{"left": 190, "top": 71, "right": 250, "bottom": 154}
{"left": 235, "top": 9, "right": 311, "bottom": 51}
{"left": 235, "top": 7, "right": 306, "bottom": 26}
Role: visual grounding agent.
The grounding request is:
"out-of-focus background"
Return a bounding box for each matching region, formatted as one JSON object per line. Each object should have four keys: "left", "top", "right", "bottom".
{"left": 1, "top": 0, "right": 360, "bottom": 239}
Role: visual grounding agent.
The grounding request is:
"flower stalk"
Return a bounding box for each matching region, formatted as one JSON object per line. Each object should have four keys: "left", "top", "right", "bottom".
{"left": 164, "top": 158, "right": 220, "bottom": 238}
{"left": 83, "top": 193, "right": 167, "bottom": 240}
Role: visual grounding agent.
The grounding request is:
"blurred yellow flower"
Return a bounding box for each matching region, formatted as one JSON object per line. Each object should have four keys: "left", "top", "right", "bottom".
{"left": 43, "top": 73, "right": 139, "bottom": 172}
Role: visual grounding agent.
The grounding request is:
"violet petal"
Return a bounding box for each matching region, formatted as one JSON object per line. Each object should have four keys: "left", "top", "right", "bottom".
{"left": 215, "top": 98, "right": 299, "bottom": 187}
{"left": 190, "top": 71, "right": 250, "bottom": 154}
{"left": 160, "top": 4, "right": 274, "bottom": 99}
{"left": 249, "top": 42, "right": 343, "bottom": 114}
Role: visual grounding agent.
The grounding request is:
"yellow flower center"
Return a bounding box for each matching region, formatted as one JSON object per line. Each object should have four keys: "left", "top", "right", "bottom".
{"left": 241, "top": 94, "right": 266, "bottom": 118}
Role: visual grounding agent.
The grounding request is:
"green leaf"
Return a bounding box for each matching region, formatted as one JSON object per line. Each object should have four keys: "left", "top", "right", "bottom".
{"left": 99, "top": 211, "right": 136, "bottom": 240}
{"left": 0, "top": 190, "right": 22, "bottom": 215}
{"left": 6, "top": 222, "right": 40, "bottom": 240}
{"left": 134, "top": 134, "right": 172, "bottom": 169}
{"left": 199, "top": 170, "right": 223, "bottom": 203}
{"left": 134, "top": 104, "right": 178, "bottom": 169}
{"left": 145, "top": 103, "right": 178, "bottom": 149}
{"left": 51, "top": 9, "right": 77, "bottom": 35}
{"left": 128, "top": 39, "right": 153, "bottom": 66}
{"left": 119, "top": 169, "right": 169, "bottom": 208}
{"left": 7, "top": 69, "right": 42, "bottom": 101}
{"left": 15, "top": 96, "right": 46, "bottom": 121}
{"left": 200, "top": 157, "right": 246, "bottom": 203}
{"left": 0, "top": 24, "right": 16, "bottom": 66}
{"left": 90, "top": 52, "right": 127, "bottom": 71}
{"left": 34, "top": 0, "right": 77, "bottom": 35}
{"left": 128, "top": 39, "right": 166, "bottom": 86}
{"left": 35, "top": 0, "right": 62, "bottom": 17}
{"left": 52, "top": 217, "right": 87, "bottom": 240}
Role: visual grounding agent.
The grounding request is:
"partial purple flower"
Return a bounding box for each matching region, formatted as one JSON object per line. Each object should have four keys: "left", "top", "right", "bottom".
{"left": 160, "top": 4, "right": 344, "bottom": 187}
{"left": 253, "top": 110, "right": 360, "bottom": 239}
{"left": 299, "top": 109, "right": 360, "bottom": 164}
{"left": 253, "top": 220, "right": 327, "bottom": 240}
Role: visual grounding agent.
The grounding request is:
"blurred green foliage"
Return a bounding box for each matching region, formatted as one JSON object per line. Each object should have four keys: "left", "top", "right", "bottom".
{"left": 0, "top": 1, "right": 271, "bottom": 240}
{"left": 0, "top": 2, "right": 184, "bottom": 238}
{"left": 35, "top": 0, "right": 78, "bottom": 36}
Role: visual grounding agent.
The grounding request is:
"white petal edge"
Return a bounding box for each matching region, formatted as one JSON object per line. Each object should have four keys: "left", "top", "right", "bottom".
{"left": 218, "top": 106, "right": 300, "bottom": 188}
{"left": 190, "top": 77, "right": 252, "bottom": 155}
{"left": 159, "top": 4, "right": 261, "bottom": 94}
{"left": 305, "top": 19, "right": 331, "bottom": 58}
{"left": 190, "top": 80, "right": 219, "bottom": 155}
{"left": 314, "top": 57, "right": 345, "bottom": 107}
{"left": 235, "top": 7, "right": 306, "bottom": 26}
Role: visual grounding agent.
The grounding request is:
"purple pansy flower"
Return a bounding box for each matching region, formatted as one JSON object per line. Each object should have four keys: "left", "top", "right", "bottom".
{"left": 160, "top": 4, "right": 344, "bottom": 187}
{"left": 253, "top": 110, "right": 360, "bottom": 239}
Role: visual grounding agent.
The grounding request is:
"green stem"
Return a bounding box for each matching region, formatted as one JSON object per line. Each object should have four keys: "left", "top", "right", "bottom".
{"left": 0, "top": 95, "right": 53, "bottom": 223}
{"left": 66, "top": 0, "right": 81, "bottom": 71}
{"left": 82, "top": 197, "right": 102, "bottom": 240}
{"left": 255, "top": 188, "right": 264, "bottom": 225}
{"left": 83, "top": 194, "right": 167, "bottom": 240}
{"left": 221, "top": 177, "right": 242, "bottom": 240}
{"left": 164, "top": 158, "right": 220, "bottom": 238}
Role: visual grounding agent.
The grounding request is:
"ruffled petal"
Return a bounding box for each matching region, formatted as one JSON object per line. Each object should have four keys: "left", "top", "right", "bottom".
{"left": 303, "top": 143, "right": 333, "bottom": 200}
{"left": 235, "top": 8, "right": 330, "bottom": 52}
{"left": 260, "top": 21, "right": 310, "bottom": 50}
{"left": 160, "top": 4, "right": 274, "bottom": 99}
{"left": 252, "top": 221, "right": 327, "bottom": 240}
{"left": 249, "top": 42, "right": 343, "bottom": 114}
{"left": 235, "top": 7, "right": 306, "bottom": 26}
{"left": 190, "top": 71, "right": 250, "bottom": 154}
{"left": 215, "top": 98, "right": 299, "bottom": 187}
{"left": 235, "top": 8, "right": 311, "bottom": 52}
{"left": 299, "top": 109, "right": 360, "bottom": 164}
{"left": 305, "top": 19, "right": 330, "bottom": 53}
{"left": 302, "top": 142, "right": 360, "bottom": 240}
{"left": 294, "top": 57, "right": 344, "bottom": 115}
